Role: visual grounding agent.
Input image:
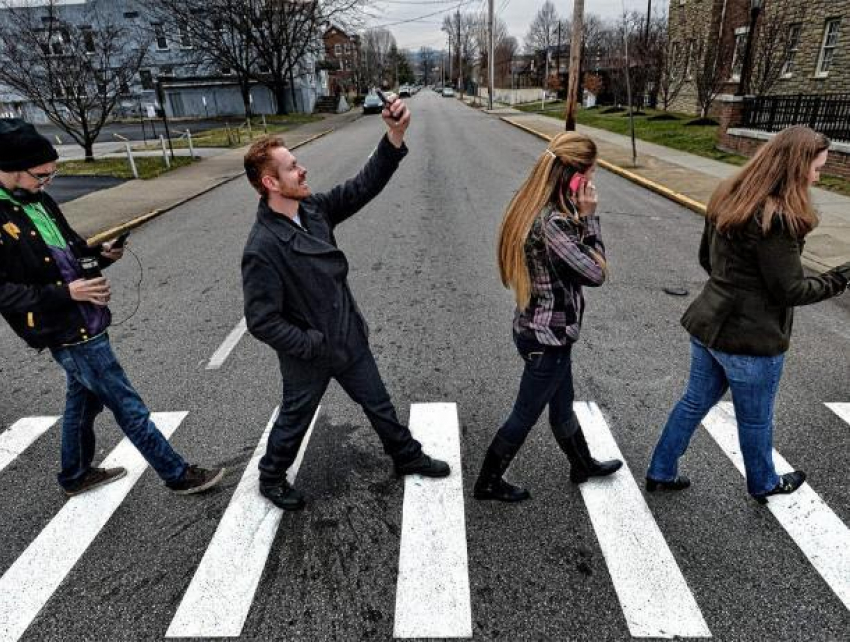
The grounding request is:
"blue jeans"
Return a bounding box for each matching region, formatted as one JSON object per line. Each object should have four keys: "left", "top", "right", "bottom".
{"left": 50, "top": 334, "right": 187, "bottom": 489}
{"left": 496, "top": 336, "right": 576, "bottom": 446}
{"left": 647, "top": 337, "right": 785, "bottom": 496}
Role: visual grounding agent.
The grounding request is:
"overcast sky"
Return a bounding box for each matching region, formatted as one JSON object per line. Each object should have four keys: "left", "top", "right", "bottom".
{"left": 368, "top": 0, "right": 660, "bottom": 51}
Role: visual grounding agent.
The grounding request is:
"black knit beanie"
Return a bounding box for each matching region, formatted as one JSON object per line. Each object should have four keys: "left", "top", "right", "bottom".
{"left": 0, "top": 118, "right": 59, "bottom": 172}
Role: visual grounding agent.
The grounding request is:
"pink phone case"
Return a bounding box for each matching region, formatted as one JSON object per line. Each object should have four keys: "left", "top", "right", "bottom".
{"left": 569, "top": 173, "right": 586, "bottom": 194}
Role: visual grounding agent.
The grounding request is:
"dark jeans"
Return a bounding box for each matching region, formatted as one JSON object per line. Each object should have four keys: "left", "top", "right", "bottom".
{"left": 50, "top": 334, "right": 188, "bottom": 489}
{"left": 647, "top": 337, "right": 785, "bottom": 496}
{"left": 496, "top": 335, "right": 577, "bottom": 447}
{"left": 259, "top": 347, "right": 423, "bottom": 485}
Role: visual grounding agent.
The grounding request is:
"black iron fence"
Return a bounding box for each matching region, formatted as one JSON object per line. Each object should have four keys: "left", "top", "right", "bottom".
{"left": 741, "top": 94, "right": 850, "bottom": 143}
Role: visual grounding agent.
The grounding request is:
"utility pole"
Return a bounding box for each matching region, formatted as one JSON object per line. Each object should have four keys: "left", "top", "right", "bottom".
{"left": 623, "top": 12, "right": 637, "bottom": 166}
{"left": 488, "top": 0, "right": 494, "bottom": 109}
{"left": 565, "top": 0, "right": 584, "bottom": 130}
{"left": 456, "top": 9, "right": 462, "bottom": 94}
{"left": 644, "top": 0, "right": 652, "bottom": 45}
{"left": 448, "top": 39, "right": 453, "bottom": 86}
{"left": 556, "top": 21, "right": 562, "bottom": 97}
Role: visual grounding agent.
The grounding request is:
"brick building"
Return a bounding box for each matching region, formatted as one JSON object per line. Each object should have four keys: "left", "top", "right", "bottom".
{"left": 323, "top": 26, "right": 361, "bottom": 97}
{"left": 667, "top": 0, "right": 849, "bottom": 114}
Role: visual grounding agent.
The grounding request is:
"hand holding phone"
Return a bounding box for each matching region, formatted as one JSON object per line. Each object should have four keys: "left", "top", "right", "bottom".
{"left": 112, "top": 231, "right": 130, "bottom": 249}
{"left": 568, "top": 172, "right": 587, "bottom": 195}
{"left": 375, "top": 89, "right": 402, "bottom": 121}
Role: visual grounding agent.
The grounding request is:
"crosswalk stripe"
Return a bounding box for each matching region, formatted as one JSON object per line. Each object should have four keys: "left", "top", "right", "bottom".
{"left": 0, "top": 416, "right": 60, "bottom": 475}
{"left": 394, "top": 403, "right": 471, "bottom": 639}
{"left": 0, "top": 412, "right": 187, "bottom": 642}
{"left": 165, "top": 406, "right": 320, "bottom": 638}
{"left": 825, "top": 402, "right": 850, "bottom": 427}
{"left": 703, "top": 402, "right": 850, "bottom": 611}
{"left": 573, "top": 402, "right": 712, "bottom": 638}
{"left": 206, "top": 318, "right": 248, "bottom": 370}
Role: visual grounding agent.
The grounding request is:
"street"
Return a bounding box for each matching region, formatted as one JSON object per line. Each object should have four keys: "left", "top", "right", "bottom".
{"left": 1, "top": 90, "right": 848, "bottom": 641}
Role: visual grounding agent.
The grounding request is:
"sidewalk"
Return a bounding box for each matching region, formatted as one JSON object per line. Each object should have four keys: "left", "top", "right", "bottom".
{"left": 462, "top": 97, "right": 849, "bottom": 271}
{"left": 63, "top": 109, "right": 363, "bottom": 242}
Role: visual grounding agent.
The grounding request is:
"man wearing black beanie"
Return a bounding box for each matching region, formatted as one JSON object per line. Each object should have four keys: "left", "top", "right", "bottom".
{"left": 0, "top": 119, "right": 224, "bottom": 497}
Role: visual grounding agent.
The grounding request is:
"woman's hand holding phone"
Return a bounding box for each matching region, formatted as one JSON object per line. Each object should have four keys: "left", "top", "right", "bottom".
{"left": 571, "top": 173, "right": 598, "bottom": 218}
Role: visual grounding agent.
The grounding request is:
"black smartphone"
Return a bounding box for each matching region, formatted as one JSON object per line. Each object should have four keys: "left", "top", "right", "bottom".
{"left": 375, "top": 89, "right": 401, "bottom": 120}
{"left": 112, "top": 231, "right": 130, "bottom": 249}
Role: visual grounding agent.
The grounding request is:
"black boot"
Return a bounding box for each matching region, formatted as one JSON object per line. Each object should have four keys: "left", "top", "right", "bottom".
{"left": 260, "top": 479, "right": 306, "bottom": 511}
{"left": 473, "top": 435, "right": 530, "bottom": 502}
{"left": 553, "top": 419, "right": 622, "bottom": 484}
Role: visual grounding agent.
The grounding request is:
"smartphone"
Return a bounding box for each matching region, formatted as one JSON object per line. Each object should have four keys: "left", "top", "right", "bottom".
{"left": 569, "top": 172, "right": 587, "bottom": 195}
{"left": 112, "top": 231, "right": 130, "bottom": 249}
{"left": 375, "top": 89, "right": 401, "bottom": 120}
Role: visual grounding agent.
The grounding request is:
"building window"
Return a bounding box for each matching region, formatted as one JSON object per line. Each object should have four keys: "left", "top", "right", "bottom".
{"left": 344, "top": 43, "right": 350, "bottom": 53}
{"left": 258, "top": 64, "right": 270, "bottom": 73}
{"left": 730, "top": 27, "right": 749, "bottom": 80}
{"left": 179, "top": 24, "right": 192, "bottom": 48}
{"left": 781, "top": 23, "right": 801, "bottom": 77}
{"left": 334, "top": 43, "right": 341, "bottom": 55}
{"left": 152, "top": 23, "right": 168, "bottom": 50}
{"left": 220, "top": 66, "right": 234, "bottom": 76}
{"left": 82, "top": 28, "right": 96, "bottom": 54}
{"left": 139, "top": 69, "right": 154, "bottom": 90}
{"left": 123, "top": 11, "right": 139, "bottom": 19}
{"left": 816, "top": 18, "right": 841, "bottom": 76}
{"left": 685, "top": 39, "right": 695, "bottom": 80}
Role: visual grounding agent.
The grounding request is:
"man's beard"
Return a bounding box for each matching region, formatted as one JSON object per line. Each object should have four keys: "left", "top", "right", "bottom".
{"left": 279, "top": 183, "right": 311, "bottom": 200}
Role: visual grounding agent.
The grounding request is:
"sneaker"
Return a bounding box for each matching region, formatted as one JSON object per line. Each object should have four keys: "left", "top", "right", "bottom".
{"left": 394, "top": 453, "right": 451, "bottom": 478}
{"left": 752, "top": 471, "right": 806, "bottom": 504}
{"left": 259, "top": 479, "right": 306, "bottom": 511}
{"left": 64, "top": 467, "right": 127, "bottom": 497}
{"left": 167, "top": 465, "right": 225, "bottom": 495}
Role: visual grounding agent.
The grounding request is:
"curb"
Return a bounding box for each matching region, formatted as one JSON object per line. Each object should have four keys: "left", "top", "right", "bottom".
{"left": 86, "top": 126, "right": 338, "bottom": 246}
{"left": 496, "top": 115, "right": 832, "bottom": 272}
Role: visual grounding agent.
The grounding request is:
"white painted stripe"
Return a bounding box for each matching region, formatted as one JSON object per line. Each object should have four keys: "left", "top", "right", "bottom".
{"left": 0, "top": 417, "right": 60, "bottom": 475}
{"left": 573, "top": 402, "right": 711, "bottom": 638}
{"left": 0, "top": 412, "right": 187, "bottom": 642}
{"left": 206, "top": 318, "right": 248, "bottom": 370}
{"left": 825, "top": 402, "right": 850, "bottom": 428}
{"left": 703, "top": 403, "right": 850, "bottom": 611}
{"left": 166, "top": 406, "right": 320, "bottom": 638}
{"left": 394, "top": 403, "right": 471, "bottom": 639}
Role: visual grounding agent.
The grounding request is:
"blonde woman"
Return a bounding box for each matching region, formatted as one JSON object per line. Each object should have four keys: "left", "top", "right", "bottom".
{"left": 474, "top": 132, "right": 621, "bottom": 503}
{"left": 646, "top": 126, "right": 850, "bottom": 503}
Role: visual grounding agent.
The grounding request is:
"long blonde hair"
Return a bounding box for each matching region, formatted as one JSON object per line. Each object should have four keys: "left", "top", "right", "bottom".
{"left": 708, "top": 125, "right": 829, "bottom": 238}
{"left": 497, "top": 132, "right": 597, "bottom": 309}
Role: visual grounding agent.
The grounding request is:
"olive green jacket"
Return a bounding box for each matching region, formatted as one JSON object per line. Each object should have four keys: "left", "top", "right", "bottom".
{"left": 682, "top": 216, "right": 848, "bottom": 356}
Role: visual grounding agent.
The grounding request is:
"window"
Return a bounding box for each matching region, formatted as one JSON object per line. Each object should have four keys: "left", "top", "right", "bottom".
{"left": 343, "top": 43, "right": 350, "bottom": 54}
{"left": 685, "top": 39, "right": 695, "bottom": 80}
{"left": 82, "top": 28, "right": 96, "bottom": 54}
{"left": 123, "top": 11, "right": 140, "bottom": 19}
{"left": 220, "top": 66, "right": 234, "bottom": 76}
{"left": 179, "top": 24, "right": 192, "bottom": 48}
{"left": 139, "top": 69, "right": 154, "bottom": 90}
{"left": 334, "top": 43, "right": 341, "bottom": 55}
{"left": 816, "top": 18, "right": 841, "bottom": 76}
{"left": 730, "top": 27, "right": 749, "bottom": 80}
{"left": 258, "top": 64, "right": 270, "bottom": 73}
{"left": 781, "top": 23, "right": 801, "bottom": 77}
{"left": 152, "top": 23, "right": 168, "bottom": 50}
{"left": 160, "top": 65, "right": 174, "bottom": 76}
{"left": 49, "top": 30, "right": 68, "bottom": 56}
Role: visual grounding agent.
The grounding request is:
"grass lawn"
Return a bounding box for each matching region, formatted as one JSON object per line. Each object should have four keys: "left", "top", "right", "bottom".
{"left": 144, "top": 113, "right": 323, "bottom": 149}
{"left": 515, "top": 101, "right": 850, "bottom": 198}
{"left": 59, "top": 156, "right": 196, "bottom": 180}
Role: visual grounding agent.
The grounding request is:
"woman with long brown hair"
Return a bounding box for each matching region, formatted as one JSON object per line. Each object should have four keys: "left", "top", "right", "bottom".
{"left": 474, "top": 132, "right": 621, "bottom": 503}
{"left": 646, "top": 126, "right": 850, "bottom": 503}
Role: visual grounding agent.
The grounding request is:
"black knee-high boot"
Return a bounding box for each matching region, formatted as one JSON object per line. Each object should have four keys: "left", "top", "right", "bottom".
{"left": 552, "top": 416, "right": 622, "bottom": 484}
{"left": 473, "top": 434, "right": 530, "bottom": 502}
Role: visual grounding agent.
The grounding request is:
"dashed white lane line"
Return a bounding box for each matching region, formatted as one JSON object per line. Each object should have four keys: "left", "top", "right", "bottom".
{"left": 0, "top": 412, "right": 188, "bottom": 642}
{"left": 0, "top": 416, "right": 60, "bottom": 475}
{"left": 206, "top": 318, "right": 248, "bottom": 370}
{"left": 166, "top": 406, "right": 320, "bottom": 638}
{"left": 825, "top": 403, "right": 850, "bottom": 429}
{"left": 703, "top": 402, "right": 850, "bottom": 611}
{"left": 394, "top": 402, "right": 471, "bottom": 639}
{"left": 574, "top": 402, "right": 712, "bottom": 639}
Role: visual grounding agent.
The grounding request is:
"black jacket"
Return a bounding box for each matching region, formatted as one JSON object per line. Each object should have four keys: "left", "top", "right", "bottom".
{"left": 0, "top": 190, "right": 113, "bottom": 350}
{"left": 682, "top": 216, "right": 848, "bottom": 356}
{"left": 242, "top": 134, "right": 407, "bottom": 368}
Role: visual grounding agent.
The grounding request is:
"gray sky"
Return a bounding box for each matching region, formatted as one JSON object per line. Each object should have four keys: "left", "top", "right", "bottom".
{"left": 368, "top": 0, "right": 659, "bottom": 51}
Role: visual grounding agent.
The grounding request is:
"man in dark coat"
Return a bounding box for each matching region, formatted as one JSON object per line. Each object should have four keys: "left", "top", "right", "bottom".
{"left": 0, "top": 118, "right": 224, "bottom": 497}
{"left": 242, "top": 95, "right": 449, "bottom": 511}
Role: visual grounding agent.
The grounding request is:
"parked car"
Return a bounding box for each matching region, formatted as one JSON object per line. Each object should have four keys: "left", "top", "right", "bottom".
{"left": 362, "top": 93, "right": 383, "bottom": 114}
{"left": 399, "top": 85, "right": 412, "bottom": 98}
{"left": 442, "top": 87, "right": 455, "bottom": 97}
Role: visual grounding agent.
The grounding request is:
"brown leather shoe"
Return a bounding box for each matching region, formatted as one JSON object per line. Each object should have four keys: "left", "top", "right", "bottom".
{"left": 64, "top": 467, "right": 127, "bottom": 497}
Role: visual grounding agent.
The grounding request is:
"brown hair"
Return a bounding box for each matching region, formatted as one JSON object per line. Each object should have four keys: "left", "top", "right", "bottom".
{"left": 708, "top": 125, "right": 830, "bottom": 238}
{"left": 244, "top": 135, "right": 286, "bottom": 197}
{"left": 497, "top": 132, "right": 598, "bottom": 309}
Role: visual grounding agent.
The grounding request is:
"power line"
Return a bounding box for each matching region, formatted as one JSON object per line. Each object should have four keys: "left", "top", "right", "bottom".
{"left": 369, "top": 0, "right": 476, "bottom": 28}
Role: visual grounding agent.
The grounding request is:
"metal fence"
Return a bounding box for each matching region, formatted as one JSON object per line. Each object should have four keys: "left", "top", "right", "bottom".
{"left": 741, "top": 94, "right": 850, "bottom": 143}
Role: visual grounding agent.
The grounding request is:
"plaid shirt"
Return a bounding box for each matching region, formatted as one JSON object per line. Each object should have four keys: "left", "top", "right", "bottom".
{"left": 513, "top": 205, "right": 606, "bottom": 346}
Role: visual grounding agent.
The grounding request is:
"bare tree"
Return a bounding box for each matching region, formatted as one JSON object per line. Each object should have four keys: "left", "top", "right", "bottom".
{"left": 524, "top": 1, "right": 563, "bottom": 54}
{"left": 494, "top": 35, "right": 517, "bottom": 87}
{"left": 655, "top": 21, "right": 688, "bottom": 111}
{"left": 361, "top": 27, "right": 395, "bottom": 89}
{"left": 750, "top": 0, "right": 804, "bottom": 96}
{"left": 418, "top": 46, "right": 437, "bottom": 85}
{"left": 692, "top": 24, "right": 731, "bottom": 120}
{"left": 475, "top": 15, "right": 512, "bottom": 89}
{"left": 148, "top": 0, "right": 259, "bottom": 117}
{"left": 0, "top": 0, "right": 151, "bottom": 161}
{"left": 441, "top": 11, "right": 478, "bottom": 90}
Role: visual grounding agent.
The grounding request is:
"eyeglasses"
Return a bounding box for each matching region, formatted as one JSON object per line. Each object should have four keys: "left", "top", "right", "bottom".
{"left": 25, "top": 169, "right": 59, "bottom": 185}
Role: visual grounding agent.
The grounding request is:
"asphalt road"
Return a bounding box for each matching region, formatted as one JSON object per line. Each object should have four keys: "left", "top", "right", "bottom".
{"left": 1, "top": 91, "right": 848, "bottom": 641}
